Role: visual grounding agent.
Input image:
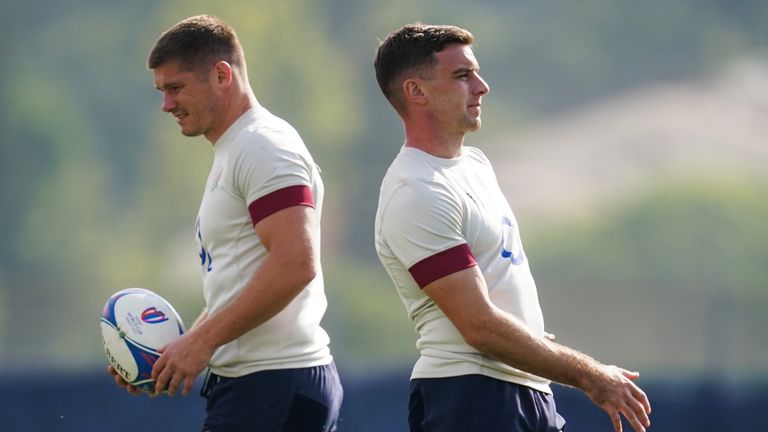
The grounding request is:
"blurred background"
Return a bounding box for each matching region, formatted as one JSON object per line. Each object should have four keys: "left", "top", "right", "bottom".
{"left": 1, "top": 0, "right": 767, "bottom": 430}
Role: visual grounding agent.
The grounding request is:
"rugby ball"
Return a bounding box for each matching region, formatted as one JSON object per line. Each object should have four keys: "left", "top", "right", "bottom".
{"left": 100, "top": 288, "right": 185, "bottom": 393}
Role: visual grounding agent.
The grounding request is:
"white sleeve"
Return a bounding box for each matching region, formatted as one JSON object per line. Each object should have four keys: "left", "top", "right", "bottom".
{"left": 379, "top": 178, "right": 467, "bottom": 269}
{"left": 232, "top": 137, "right": 313, "bottom": 205}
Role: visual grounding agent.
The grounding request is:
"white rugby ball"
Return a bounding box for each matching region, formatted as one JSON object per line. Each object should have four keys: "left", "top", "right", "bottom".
{"left": 100, "top": 288, "right": 185, "bottom": 393}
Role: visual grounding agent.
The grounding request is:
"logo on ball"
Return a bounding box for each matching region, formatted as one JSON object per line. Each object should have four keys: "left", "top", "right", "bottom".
{"left": 141, "top": 307, "right": 169, "bottom": 324}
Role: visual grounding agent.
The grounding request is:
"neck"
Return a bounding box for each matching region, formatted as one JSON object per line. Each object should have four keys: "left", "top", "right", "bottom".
{"left": 206, "top": 83, "right": 258, "bottom": 145}
{"left": 402, "top": 117, "right": 465, "bottom": 159}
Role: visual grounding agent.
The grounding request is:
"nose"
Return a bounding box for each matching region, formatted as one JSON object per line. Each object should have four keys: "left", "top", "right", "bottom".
{"left": 161, "top": 91, "right": 176, "bottom": 112}
{"left": 474, "top": 73, "right": 490, "bottom": 96}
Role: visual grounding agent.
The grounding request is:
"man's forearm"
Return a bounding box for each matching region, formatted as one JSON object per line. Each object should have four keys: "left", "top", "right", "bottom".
{"left": 473, "top": 307, "right": 603, "bottom": 390}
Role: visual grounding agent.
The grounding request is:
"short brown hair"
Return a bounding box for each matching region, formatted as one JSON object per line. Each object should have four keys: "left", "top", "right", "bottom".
{"left": 147, "top": 15, "right": 245, "bottom": 74}
{"left": 374, "top": 23, "right": 474, "bottom": 112}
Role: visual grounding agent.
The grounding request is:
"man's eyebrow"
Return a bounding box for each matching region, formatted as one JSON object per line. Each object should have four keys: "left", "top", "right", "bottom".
{"left": 452, "top": 65, "right": 479, "bottom": 75}
{"left": 156, "top": 81, "right": 182, "bottom": 90}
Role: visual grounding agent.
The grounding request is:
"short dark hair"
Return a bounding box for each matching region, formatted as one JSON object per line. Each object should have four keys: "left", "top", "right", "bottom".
{"left": 374, "top": 23, "right": 474, "bottom": 113}
{"left": 147, "top": 15, "right": 245, "bottom": 74}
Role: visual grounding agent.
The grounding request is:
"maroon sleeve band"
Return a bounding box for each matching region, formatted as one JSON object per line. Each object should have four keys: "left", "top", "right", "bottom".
{"left": 408, "top": 243, "right": 477, "bottom": 288}
{"left": 248, "top": 185, "right": 315, "bottom": 225}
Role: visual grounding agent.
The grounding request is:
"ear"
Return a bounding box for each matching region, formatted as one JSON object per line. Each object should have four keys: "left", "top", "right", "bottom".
{"left": 210, "top": 61, "right": 233, "bottom": 87}
{"left": 403, "top": 78, "right": 428, "bottom": 105}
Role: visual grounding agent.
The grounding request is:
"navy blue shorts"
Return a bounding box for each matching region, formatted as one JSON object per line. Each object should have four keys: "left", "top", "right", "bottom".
{"left": 409, "top": 375, "right": 566, "bottom": 432}
{"left": 201, "top": 362, "right": 343, "bottom": 432}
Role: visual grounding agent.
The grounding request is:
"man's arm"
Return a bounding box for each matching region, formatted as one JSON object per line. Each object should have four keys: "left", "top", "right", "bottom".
{"left": 189, "top": 309, "right": 209, "bottom": 329}
{"left": 151, "top": 205, "right": 319, "bottom": 396}
{"left": 423, "top": 265, "right": 652, "bottom": 432}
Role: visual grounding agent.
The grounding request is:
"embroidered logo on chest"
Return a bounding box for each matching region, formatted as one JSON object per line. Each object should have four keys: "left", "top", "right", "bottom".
{"left": 210, "top": 164, "right": 224, "bottom": 192}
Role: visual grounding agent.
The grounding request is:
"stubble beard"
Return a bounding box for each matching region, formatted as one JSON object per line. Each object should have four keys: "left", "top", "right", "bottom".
{"left": 468, "top": 117, "right": 482, "bottom": 132}
{"left": 462, "top": 112, "right": 482, "bottom": 134}
{"left": 180, "top": 94, "right": 219, "bottom": 138}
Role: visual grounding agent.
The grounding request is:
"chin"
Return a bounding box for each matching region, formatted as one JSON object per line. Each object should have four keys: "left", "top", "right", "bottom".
{"left": 467, "top": 120, "right": 482, "bottom": 132}
{"left": 181, "top": 127, "right": 205, "bottom": 137}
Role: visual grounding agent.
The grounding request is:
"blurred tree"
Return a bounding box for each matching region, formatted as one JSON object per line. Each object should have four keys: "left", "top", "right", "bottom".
{"left": 530, "top": 177, "right": 768, "bottom": 376}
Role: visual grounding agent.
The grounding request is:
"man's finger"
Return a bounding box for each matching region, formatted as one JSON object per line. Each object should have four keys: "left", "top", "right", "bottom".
{"left": 151, "top": 355, "right": 166, "bottom": 381}
{"left": 610, "top": 411, "right": 624, "bottom": 432}
{"left": 617, "top": 399, "right": 650, "bottom": 432}
{"left": 623, "top": 410, "right": 646, "bottom": 432}
{"left": 182, "top": 376, "right": 195, "bottom": 396}
{"left": 633, "top": 386, "right": 651, "bottom": 414}
{"left": 621, "top": 369, "right": 640, "bottom": 381}
{"left": 154, "top": 366, "right": 172, "bottom": 395}
{"left": 166, "top": 373, "right": 184, "bottom": 397}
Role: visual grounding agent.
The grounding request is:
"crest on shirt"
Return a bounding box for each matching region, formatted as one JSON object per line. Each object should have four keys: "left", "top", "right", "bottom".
{"left": 210, "top": 164, "right": 224, "bottom": 192}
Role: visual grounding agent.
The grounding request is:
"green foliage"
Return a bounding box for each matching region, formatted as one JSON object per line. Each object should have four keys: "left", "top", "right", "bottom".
{"left": 531, "top": 178, "right": 768, "bottom": 298}
{"left": 324, "top": 260, "right": 418, "bottom": 373}
{"left": 528, "top": 177, "right": 768, "bottom": 375}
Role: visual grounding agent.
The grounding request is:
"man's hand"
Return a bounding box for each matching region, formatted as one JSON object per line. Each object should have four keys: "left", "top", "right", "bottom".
{"left": 150, "top": 330, "right": 214, "bottom": 396}
{"left": 585, "top": 365, "right": 651, "bottom": 432}
{"left": 107, "top": 365, "right": 143, "bottom": 396}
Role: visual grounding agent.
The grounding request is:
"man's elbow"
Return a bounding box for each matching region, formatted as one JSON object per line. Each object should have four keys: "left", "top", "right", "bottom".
{"left": 288, "top": 254, "right": 318, "bottom": 287}
{"left": 460, "top": 318, "right": 495, "bottom": 353}
{"left": 298, "top": 262, "right": 318, "bottom": 286}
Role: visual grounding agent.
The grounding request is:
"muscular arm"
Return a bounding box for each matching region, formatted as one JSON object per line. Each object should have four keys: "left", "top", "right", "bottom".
{"left": 151, "top": 205, "right": 319, "bottom": 396}
{"left": 189, "top": 204, "right": 318, "bottom": 344}
{"left": 423, "top": 266, "right": 651, "bottom": 432}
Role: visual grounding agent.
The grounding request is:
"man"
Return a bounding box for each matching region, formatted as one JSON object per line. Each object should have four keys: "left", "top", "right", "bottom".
{"left": 373, "top": 23, "right": 651, "bottom": 432}
{"left": 108, "top": 15, "right": 342, "bottom": 431}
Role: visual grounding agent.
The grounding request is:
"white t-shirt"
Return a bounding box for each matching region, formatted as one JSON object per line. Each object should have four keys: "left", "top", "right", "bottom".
{"left": 196, "top": 105, "right": 332, "bottom": 377}
{"left": 375, "top": 146, "right": 551, "bottom": 394}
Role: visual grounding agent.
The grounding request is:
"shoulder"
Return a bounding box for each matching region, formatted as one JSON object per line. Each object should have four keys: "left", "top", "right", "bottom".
{"left": 381, "top": 148, "right": 452, "bottom": 188}
{"left": 222, "top": 107, "right": 301, "bottom": 152}
{"left": 227, "top": 114, "right": 312, "bottom": 172}
{"left": 240, "top": 125, "right": 301, "bottom": 155}
{"left": 378, "top": 170, "right": 463, "bottom": 239}
{"left": 392, "top": 176, "right": 457, "bottom": 205}
{"left": 381, "top": 155, "right": 459, "bottom": 207}
{"left": 463, "top": 146, "right": 492, "bottom": 166}
{"left": 249, "top": 108, "right": 303, "bottom": 143}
